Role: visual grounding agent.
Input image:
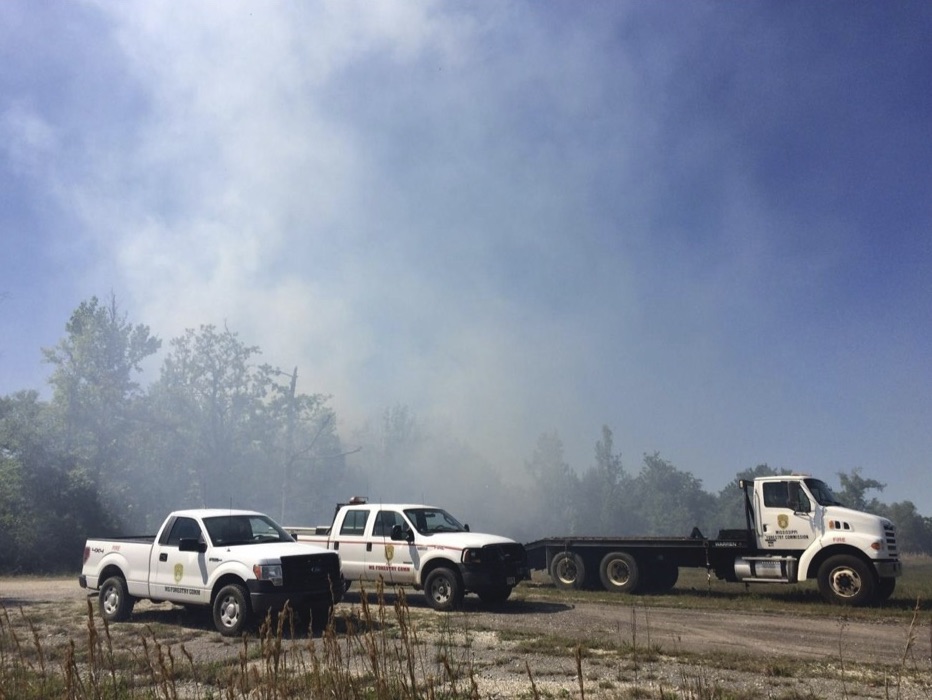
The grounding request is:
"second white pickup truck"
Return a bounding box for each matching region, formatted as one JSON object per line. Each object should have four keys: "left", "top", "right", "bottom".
{"left": 290, "top": 498, "right": 529, "bottom": 611}
{"left": 80, "top": 509, "right": 343, "bottom": 636}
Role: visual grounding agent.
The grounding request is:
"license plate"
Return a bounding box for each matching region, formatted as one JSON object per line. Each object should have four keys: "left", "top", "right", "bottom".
{"left": 506, "top": 577, "right": 516, "bottom": 585}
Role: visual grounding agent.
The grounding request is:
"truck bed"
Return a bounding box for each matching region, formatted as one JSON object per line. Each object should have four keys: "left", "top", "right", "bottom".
{"left": 524, "top": 533, "right": 752, "bottom": 572}
{"left": 86, "top": 535, "right": 157, "bottom": 545}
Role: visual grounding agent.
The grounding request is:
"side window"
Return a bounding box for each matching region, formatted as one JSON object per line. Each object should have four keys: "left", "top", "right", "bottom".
{"left": 339, "top": 509, "right": 369, "bottom": 536}
{"left": 787, "top": 482, "right": 811, "bottom": 512}
{"left": 763, "top": 482, "right": 790, "bottom": 509}
{"left": 373, "top": 511, "right": 403, "bottom": 537}
{"left": 166, "top": 517, "right": 203, "bottom": 547}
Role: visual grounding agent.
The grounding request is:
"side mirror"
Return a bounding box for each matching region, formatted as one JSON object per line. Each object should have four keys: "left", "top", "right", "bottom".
{"left": 179, "top": 538, "right": 207, "bottom": 553}
{"left": 464, "top": 523, "right": 470, "bottom": 532}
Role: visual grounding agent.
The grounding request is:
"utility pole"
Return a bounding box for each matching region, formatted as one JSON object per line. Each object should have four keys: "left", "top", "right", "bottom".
{"left": 280, "top": 366, "right": 298, "bottom": 522}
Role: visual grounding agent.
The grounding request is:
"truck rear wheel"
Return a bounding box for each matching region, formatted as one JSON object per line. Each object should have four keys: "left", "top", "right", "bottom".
{"left": 424, "top": 567, "right": 464, "bottom": 611}
{"left": 99, "top": 575, "right": 135, "bottom": 622}
{"left": 599, "top": 552, "right": 640, "bottom": 593}
{"left": 213, "top": 583, "right": 252, "bottom": 636}
{"left": 817, "top": 555, "right": 875, "bottom": 606}
{"left": 550, "top": 551, "right": 586, "bottom": 590}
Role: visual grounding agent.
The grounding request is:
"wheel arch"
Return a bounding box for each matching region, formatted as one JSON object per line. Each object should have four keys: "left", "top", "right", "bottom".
{"left": 211, "top": 573, "right": 249, "bottom": 605}
{"left": 418, "top": 556, "right": 463, "bottom": 588}
{"left": 802, "top": 544, "right": 876, "bottom": 582}
{"left": 97, "top": 563, "right": 127, "bottom": 587}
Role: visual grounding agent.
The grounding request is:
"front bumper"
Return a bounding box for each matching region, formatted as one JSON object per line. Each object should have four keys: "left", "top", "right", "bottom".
{"left": 874, "top": 559, "right": 902, "bottom": 578}
{"left": 460, "top": 564, "right": 529, "bottom": 593}
{"left": 246, "top": 576, "right": 344, "bottom": 616}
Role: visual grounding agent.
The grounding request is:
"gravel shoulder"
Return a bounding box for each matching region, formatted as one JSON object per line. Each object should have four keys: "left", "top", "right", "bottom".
{"left": 2, "top": 577, "right": 930, "bottom": 698}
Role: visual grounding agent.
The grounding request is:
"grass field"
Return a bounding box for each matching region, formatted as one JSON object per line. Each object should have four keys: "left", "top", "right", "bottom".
{"left": 1, "top": 558, "right": 930, "bottom": 699}
{"left": 522, "top": 553, "right": 932, "bottom": 621}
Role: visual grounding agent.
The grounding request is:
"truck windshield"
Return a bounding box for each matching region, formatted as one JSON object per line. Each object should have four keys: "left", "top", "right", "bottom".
{"left": 804, "top": 478, "right": 846, "bottom": 507}
{"left": 403, "top": 508, "right": 466, "bottom": 535}
{"left": 204, "top": 515, "right": 295, "bottom": 546}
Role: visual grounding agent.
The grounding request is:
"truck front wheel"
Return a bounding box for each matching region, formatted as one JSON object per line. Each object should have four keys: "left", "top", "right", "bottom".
{"left": 875, "top": 577, "right": 896, "bottom": 603}
{"left": 550, "top": 552, "right": 586, "bottom": 590}
{"left": 599, "top": 552, "right": 640, "bottom": 594}
{"left": 99, "top": 576, "right": 135, "bottom": 622}
{"left": 817, "top": 555, "right": 875, "bottom": 606}
{"left": 424, "top": 568, "right": 464, "bottom": 611}
{"left": 213, "top": 583, "right": 252, "bottom": 636}
{"left": 477, "top": 586, "right": 513, "bottom": 606}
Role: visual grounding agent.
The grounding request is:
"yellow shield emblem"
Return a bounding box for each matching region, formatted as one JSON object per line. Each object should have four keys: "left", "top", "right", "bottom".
{"left": 173, "top": 563, "right": 184, "bottom": 582}
{"left": 777, "top": 514, "right": 789, "bottom": 529}
{"left": 385, "top": 544, "right": 395, "bottom": 562}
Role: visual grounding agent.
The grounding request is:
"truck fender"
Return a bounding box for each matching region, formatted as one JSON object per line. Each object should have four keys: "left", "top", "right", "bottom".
{"left": 796, "top": 542, "right": 822, "bottom": 581}
{"left": 96, "top": 553, "right": 148, "bottom": 598}
{"left": 418, "top": 556, "right": 461, "bottom": 589}
{"left": 798, "top": 543, "right": 872, "bottom": 583}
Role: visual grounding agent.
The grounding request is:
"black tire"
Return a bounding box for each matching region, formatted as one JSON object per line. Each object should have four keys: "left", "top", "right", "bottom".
{"left": 98, "top": 575, "right": 135, "bottom": 622}
{"left": 477, "top": 586, "right": 513, "bottom": 606}
{"left": 599, "top": 552, "right": 640, "bottom": 594}
{"left": 646, "top": 561, "right": 679, "bottom": 593}
{"left": 213, "top": 583, "right": 252, "bottom": 636}
{"left": 550, "top": 551, "right": 586, "bottom": 591}
{"left": 424, "top": 567, "right": 464, "bottom": 611}
{"left": 817, "top": 555, "right": 875, "bottom": 606}
{"left": 875, "top": 577, "right": 896, "bottom": 603}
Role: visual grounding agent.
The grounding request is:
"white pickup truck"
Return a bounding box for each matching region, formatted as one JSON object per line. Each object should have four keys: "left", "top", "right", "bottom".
{"left": 79, "top": 509, "right": 343, "bottom": 636}
{"left": 290, "top": 498, "right": 529, "bottom": 611}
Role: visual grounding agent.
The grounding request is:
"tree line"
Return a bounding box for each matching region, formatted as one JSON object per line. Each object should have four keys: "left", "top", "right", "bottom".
{"left": 1, "top": 296, "right": 930, "bottom": 574}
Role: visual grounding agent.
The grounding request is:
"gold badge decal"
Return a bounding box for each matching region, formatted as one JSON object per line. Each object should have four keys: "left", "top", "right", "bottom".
{"left": 174, "top": 564, "right": 184, "bottom": 582}
{"left": 777, "top": 514, "right": 789, "bottom": 529}
{"left": 385, "top": 545, "right": 395, "bottom": 562}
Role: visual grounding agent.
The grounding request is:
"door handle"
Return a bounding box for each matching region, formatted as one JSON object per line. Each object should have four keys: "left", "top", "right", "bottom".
{"left": 159, "top": 552, "right": 167, "bottom": 562}
{"left": 366, "top": 543, "right": 372, "bottom": 552}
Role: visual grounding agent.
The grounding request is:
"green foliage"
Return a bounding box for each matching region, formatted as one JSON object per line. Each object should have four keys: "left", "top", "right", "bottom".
{"left": 2, "top": 294, "right": 932, "bottom": 574}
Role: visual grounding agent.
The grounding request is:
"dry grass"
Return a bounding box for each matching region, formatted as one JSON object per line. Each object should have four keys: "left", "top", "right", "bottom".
{"left": 1, "top": 576, "right": 931, "bottom": 699}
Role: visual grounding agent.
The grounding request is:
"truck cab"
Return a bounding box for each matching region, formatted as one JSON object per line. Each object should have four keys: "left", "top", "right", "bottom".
{"left": 737, "top": 475, "right": 901, "bottom": 604}
{"left": 294, "top": 498, "right": 528, "bottom": 611}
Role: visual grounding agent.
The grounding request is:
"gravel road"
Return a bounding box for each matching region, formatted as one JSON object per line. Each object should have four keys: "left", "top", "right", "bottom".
{"left": 2, "top": 577, "right": 930, "bottom": 698}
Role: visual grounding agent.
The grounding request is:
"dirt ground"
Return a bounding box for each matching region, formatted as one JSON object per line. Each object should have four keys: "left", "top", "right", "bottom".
{"left": 2, "top": 577, "right": 931, "bottom": 698}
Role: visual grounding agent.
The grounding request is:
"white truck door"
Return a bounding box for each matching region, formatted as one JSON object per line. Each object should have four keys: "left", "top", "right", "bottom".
{"left": 371, "top": 509, "right": 420, "bottom": 585}
{"left": 757, "top": 480, "right": 818, "bottom": 550}
{"left": 329, "top": 508, "right": 372, "bottom": 581}
{"left": 150, "top": 516, "right": 210, "bottom": 604}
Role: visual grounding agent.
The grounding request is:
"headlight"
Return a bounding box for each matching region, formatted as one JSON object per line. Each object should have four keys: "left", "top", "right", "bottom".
{"left": 253, "top": 563, "right": 284, "bottom": 585}
{"left": 462, "top": 548, "right": 483, "bottom": 565}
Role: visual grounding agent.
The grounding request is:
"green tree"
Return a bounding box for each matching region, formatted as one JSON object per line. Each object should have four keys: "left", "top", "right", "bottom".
{"left": 836, "top": 468, "right": 885, "bottom": 512}
{"left": 150, "top": 324, "right": 268, "bottom": 511}
{"left": 41, "top": 295, "right": 161, "bottom": 489}
{"left": 525, "top": 430, "right": 579, "bottom": 534}
{"left": 0, "top": 391, "right": 114, "bottom": 572}
{"left": 628, "top": 453, "right": 715, "bottom": 536}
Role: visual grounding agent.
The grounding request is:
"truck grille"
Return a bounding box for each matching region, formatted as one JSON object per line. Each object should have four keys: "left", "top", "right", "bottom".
{"left": 280, "top": 552, "right": 341, "bottom": 594}
{"left": 884, "top": 521, "right": 898, "bottom": 556}
{"left": 490, "top": 542, "right": 528, "bottom": 566}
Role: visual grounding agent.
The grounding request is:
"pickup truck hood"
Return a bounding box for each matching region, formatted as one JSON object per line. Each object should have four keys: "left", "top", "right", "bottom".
{"left": 418, "top": 532, "right": 517, "bottom": 549}
{"left": 217, "top": 541, "right": 332, "bottom": 563}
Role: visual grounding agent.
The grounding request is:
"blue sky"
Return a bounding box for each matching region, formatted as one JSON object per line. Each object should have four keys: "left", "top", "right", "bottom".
{"left": 2, "top": 2, "right": 931, "bottom": 512}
